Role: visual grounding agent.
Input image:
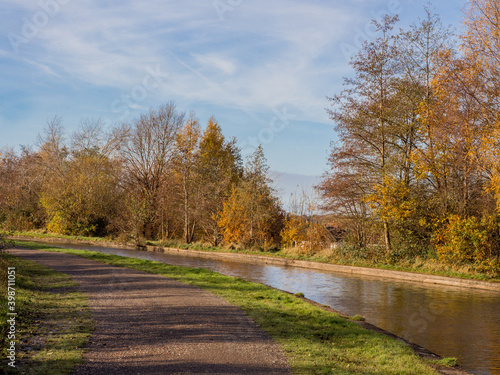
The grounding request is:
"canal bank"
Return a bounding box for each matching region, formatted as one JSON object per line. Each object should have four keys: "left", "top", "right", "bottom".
{"left": 10, "top": 235, "right": 500, "bottom": 292}
{"left": 11, "top": 237, "right": 499, "bottom": 374}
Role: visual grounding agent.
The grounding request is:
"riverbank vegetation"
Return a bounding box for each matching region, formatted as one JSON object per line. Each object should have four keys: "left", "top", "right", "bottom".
{"left": 14, "top": 242, "right": 449, "bottom": 375}
{"left": 317, "top": 1, "right": 500, "bottom": 277}
{"left": 1, "top": 1, "right": 500, "bottom": 278}
{"left": 0, "top": 251, "right": 92, "bottom": 374}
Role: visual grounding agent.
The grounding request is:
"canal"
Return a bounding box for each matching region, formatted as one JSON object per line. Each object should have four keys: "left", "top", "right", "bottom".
{"left": 38, "top": 242, "right": 500, "bottom": 375}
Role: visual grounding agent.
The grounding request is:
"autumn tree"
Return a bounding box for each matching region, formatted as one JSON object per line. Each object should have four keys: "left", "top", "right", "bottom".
{"left": 218, "top": 145, "right": 283, "bottom": 248}
{"left": 317, "top": 152, "right": 374, "bottom": 249}
{"left": 240, "top": 145, "right": 277, "bottom": 244}
{"left": 414, "top": 0, "right": 500, "bottom": 271}
{"left": 461, "top": 0, "right": 500, "bottom": 210}
{"left": 0, "top": 146, "right": 45, "bottom": 230}
{"left": 323, "top": 15, "right": 402, "bottom": 253}
{"left": 120, "top": 102, "right": 184, "bottom": 239}
{"left": 39, "top": 119, "right": 125, "bottom": 236}
{"left": 416, "top": 54, "right": 486, "bottom": 215}
{"left": 196, "top": 117, "right": 242, "bottom": 245}
{"left": 320, "top": 9, "right": 455, "bottom": 255}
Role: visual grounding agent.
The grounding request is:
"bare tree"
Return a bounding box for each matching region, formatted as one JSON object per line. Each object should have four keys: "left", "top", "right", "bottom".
{"left": 121, "top": 102, "right": 185, "bottom": 238}
{"left": 71, "top": 118, "right": 129, "bottom": 158}
{"left": 36, "top": 116, "right": 67, "bottom": 177}
{"left": 174, "top": 114, "right": 201, "bottom": 243}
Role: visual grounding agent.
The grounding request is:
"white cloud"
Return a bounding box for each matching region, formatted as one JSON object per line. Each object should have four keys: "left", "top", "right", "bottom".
{"left": 192, "top": 53, "right": 238, "bottom": 75}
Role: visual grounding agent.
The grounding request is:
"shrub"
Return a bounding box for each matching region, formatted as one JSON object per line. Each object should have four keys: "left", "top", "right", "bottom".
{"left": 433, "top": 214, "right": 500, "bottom": 274}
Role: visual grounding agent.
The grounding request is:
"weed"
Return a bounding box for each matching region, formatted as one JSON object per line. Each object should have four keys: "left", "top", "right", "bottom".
{"left": 431, "top": 357, "right": 458, "bottom": 368}
{"left": 351, "top": 314, "right": 366, "bottom": 321}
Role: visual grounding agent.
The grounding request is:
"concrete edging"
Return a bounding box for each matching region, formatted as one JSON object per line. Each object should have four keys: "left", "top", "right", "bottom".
{"left": 11, "top": 235, "right": 500, "bottom": 292}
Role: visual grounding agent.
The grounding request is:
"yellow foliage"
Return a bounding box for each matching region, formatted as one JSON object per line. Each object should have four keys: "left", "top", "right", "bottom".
{"left": 433, "top": 214, "right": 500, "bottom": 273}
{"left": 40, "top": 154, "right": 120, "bottom": 236}
{"left": 46, "top": 211, "right": 68, "bottom": 235}
{"left": 217, "top": 188, "right": 247, "bottom": 245}
{"left": 281, "top": 216, "right": 308, "bottom": 249}
{"left": 281, "top": 215, "right": 331, "bottom": 254}
{"left": 365, "top": 176, "right": 415, "bottom": 222}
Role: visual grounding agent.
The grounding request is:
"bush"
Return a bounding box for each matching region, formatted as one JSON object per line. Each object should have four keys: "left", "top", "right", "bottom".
{"left": 433, "top": 215, "right": 500, "bottom": 274}
{"left": 281, "top": 216, "right": 330, "bottom": 255}
{"left": 0, "top": 231, "right": 13, "bottom": 252}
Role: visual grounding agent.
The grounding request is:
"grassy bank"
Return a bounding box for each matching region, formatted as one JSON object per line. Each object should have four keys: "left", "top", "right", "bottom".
{"left": 0, "top": 251, "right": 93, "bottom": 375}
{"left": 12, "top": 231, "right": 108, "bottom": 244}
{"left": 12, "top": 231, "right": 500, "bottom": 282}
{"left": 14, "top": 242, "right": 453, "bottom": 375}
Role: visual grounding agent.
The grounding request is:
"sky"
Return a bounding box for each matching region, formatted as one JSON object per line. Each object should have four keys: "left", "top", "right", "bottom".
{"left": 0, "top": 0, "right": 466, "bottom": 196}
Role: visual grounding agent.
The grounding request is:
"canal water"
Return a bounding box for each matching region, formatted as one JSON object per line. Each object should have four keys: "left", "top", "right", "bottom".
{"left": 40, "top": 242, "right": 500, "bottom": 375}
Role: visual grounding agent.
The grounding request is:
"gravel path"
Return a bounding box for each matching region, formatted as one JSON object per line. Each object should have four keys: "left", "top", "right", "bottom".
{"left": 9, "top": 248, "right": 292, "bottom": 375}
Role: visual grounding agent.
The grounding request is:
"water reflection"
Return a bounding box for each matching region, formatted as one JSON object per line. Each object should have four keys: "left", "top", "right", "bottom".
{"left": 39, "top": 242, "right": 500, "bottom": 375}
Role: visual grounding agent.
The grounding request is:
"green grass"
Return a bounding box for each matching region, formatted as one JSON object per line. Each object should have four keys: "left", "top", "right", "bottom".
{"left": 430, "top": 357, "right": 458, "bottom": 368}
{"left": 0, "top": 251, "right": 93, "bottom": 375}
{"left": 350, "top": 315, "right": 366, "bottom": 322}
{"left": 12, "top": 230, "right": 108, "bottom": 243}
{"left": 14, "top": 241, "right": 441, "bottom": 375}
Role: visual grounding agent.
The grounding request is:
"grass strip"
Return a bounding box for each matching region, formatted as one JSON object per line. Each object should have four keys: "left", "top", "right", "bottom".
{"left": 12, "top": 231, "right": 107, "bottom": 244}
{"left": 1, "top": 251, "right": 93, "bottom": 375}
{"left": 15, "top": 241, "right": 442, "bottom": 375}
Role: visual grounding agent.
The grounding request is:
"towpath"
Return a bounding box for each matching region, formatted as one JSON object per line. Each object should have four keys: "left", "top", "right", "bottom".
{"left": 9, "top": 248, "right": 291, "bottom": 375}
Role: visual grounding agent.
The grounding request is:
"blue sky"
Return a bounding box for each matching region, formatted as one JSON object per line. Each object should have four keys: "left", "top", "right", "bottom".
{"left": 1, "top": 0, "right": 465, "bottom": 185}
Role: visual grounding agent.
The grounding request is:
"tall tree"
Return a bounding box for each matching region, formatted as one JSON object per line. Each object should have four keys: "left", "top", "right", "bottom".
{"left": 242, "top": 145, "right": 272, "bottom": 241}
{"left": 174, "top": 114, "right": 201, "bottom": 243}
{"left": 321, "top": 9, "right": 454, "bottom": 254}
{"left": 218, "top": 145, "right": 283, "bottom": 248}
{"left": 461, "top": 0, "right": 500, "bottom": 210}
{"left": 121, "top": 102, "right": 184, "bottom": 238}
{"left": 40, "top": 120, "right": 125, "bottom": 236}
{"left": 389, "top": 7, "right": 454, "bottom": 246}
{"left": 325, "top": 15, "right": 400, "bottom": 252}
{"left": 196, "top": 117, "right": 242, "bottom": 245}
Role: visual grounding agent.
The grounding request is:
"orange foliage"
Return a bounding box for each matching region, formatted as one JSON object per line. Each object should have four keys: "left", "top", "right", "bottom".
{"left": 217, "top": 188, "right": 247, "bottom": 245}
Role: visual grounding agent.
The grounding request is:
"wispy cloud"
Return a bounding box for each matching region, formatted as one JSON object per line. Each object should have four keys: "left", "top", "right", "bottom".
{"left": 3, "top": 0, "right": 353, "bottom": 119}
{"left": 192, "top": 53, "right": 238, "bottom": 75}
{"left": 0, "top": 0, "right": 466, "bottom": 174}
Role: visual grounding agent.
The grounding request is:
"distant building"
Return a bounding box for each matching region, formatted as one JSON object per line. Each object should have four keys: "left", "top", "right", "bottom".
{"left": 325, "top": 225, "right": 346, "bottom": 248}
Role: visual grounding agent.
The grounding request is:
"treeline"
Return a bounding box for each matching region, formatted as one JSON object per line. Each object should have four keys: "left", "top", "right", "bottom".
{"left": 0, "top": 103, "right": 286, "bottom": 249}
{"left": 317, "top": 2, "right": 500, "bottom": 273}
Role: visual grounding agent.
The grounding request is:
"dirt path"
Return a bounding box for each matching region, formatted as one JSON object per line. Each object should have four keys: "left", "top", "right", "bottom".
{"left": 9, "top": 248, "right": 291, "bottom": 375}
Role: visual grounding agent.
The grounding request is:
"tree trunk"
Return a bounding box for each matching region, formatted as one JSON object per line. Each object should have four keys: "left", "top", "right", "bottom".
{"left": 383, "top": 219, "right": 391, "bottom": 254}
{"left": 183, "top": 173, "right": 191, "bottom": 243}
